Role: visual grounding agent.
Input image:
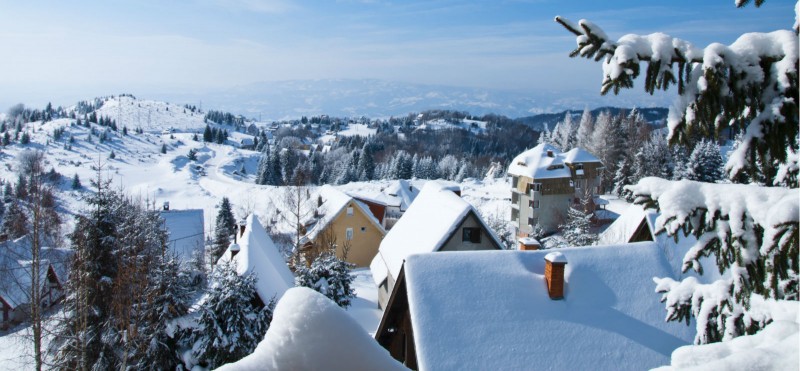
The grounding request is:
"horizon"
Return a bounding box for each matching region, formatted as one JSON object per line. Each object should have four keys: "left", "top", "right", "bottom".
{"left": 1, "top": 0, "right": 796, "bottom": 114}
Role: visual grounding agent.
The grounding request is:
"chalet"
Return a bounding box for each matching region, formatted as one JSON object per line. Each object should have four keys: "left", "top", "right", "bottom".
{"left": 0, "top": 237, "right": 71, "bottom": 329}
{"left": 347, "top": 179, "right": 422, "bottom": 230}
{"left": 217, "top": 215, "right": 294, "bottom": 304}
{"left": 508, "top": 144, "right": 603, "bottom": 235}
{"left": 374, "top": 245, "right": 695, "bottom": 370}
{"left": 302, "top": 186, "right": 387, "bottom": 268}
{"left": 160, "top": 206, "right": 205, "bottom": 266}
{"left": 370, "top": 182, "right": 503, "bottom": 308}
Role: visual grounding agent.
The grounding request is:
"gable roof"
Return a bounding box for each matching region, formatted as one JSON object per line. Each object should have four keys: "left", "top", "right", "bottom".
{"left": 0, "top": 237, "right": 72, "bottom": 309}
{"left": 597, "top": 204, "right": 714, "bottom": 279}
{"left": 218, "top": 215, "right": 294, "bottom": 302}
{"left": 372, "top": 181, "right": 503, "bottom": 285}
{"left": 384, "top": 179, "right": 420, "bottom": 211}
{"left": 563, "top": 147, "right": 602, "bottom": 163}
{"left": 507, "top": 143, "right": 571, "bottom": 179}
{"left": 160, "top": 209, "right": 205, "bottom": 264}
{"left": 399, "top": 245, "right": 695, "bottom": 370}
{"left": 305, "top": 185, "right": 385, "bottom": 241}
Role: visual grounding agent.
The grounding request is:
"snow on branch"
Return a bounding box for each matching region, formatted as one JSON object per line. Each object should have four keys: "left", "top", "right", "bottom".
{"left": 555, "top": 16, "right": 799, "bottom": 184}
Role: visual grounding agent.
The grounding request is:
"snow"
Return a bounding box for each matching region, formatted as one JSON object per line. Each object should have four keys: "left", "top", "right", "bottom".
{"left": 402, "top": 245, "right": 695, "bottom": 371}
{"left": 216, "top": 287, "right": 407, "bottom": 371}
{"left": 337, "top": 123, "right": 376, "bottom": 137}
{"left": 0, "top": 237, "right": 72, "bottom": 309}
{"left": 544, "top": 251, "right": 567, "bottom": 263}
{"left": 653, "top": 300, "right": 798, "bottom": 371}
{"left": 372, "top": 181, "right": 503, "bottom": 285}
{"left": 507, "top": 143, "right": 571, "bottom": 179}
{"left": 94, "top": 96, "right": 206, "bottom": 133}
{"left": 563, "top": 147, "right": 601, "bottom": 163}
{"left": 160, "top": 209, "right": 204, "bottom": 264}
{"left": 217, "top": 215, "right": 294, "bottom": 303}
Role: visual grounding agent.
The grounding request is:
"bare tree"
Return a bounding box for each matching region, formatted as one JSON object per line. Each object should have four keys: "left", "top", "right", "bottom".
{"left": 276, "top": 185, "right": 317, "bottom": 268}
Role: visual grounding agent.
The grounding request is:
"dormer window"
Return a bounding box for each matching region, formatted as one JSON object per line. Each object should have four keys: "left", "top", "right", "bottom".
{"left": 546, "top": 164, "right": 564, "bottom": 170}
{"left": 546, "top": 150, "right": 554, "bottom": 157}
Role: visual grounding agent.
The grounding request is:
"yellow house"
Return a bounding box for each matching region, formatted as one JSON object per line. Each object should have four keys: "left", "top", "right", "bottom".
{"left": 303, "top": 185, "right": 387, "bottom": 268}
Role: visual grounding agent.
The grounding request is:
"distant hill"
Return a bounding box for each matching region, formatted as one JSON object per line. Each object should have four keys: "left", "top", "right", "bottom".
{"left": 515, "top": 107, "right": 669, "bottom": 131}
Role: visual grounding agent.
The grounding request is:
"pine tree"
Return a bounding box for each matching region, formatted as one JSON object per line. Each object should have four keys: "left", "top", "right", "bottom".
{"left": 575, "top": 107, "right": 594, "bottom": 149}
{"left": 356, "top": 142, "right": 375, "bottom": 181}
{"left": 210, "top": 197, "right": 236, "bottom": 263}
{"left": 557, "top": 3, "right": 798, "bottom": 344}
{"left": 612, "top": 155, "right": 636, "bottom": 201}
{"left": 190, "top": 262, "right": 273, "bottom": 369}
{"left": 71, "top": 173, "right": 81, "bottom": 189}
{"left": 295, "top": 251, "right": 356, "bottom": 308}
{"left": 559, "top": 207, "right": 597, "bottom": 247}
{"left": 160, "top": 144, "right": 167, "bottom": 154}
{"left": 203, "top": 124, "right": 212, "bottom": 142}
{"left": 187, "top": 148, "right": 197, "bottom": 161}
{"left": 684, "top": 139, "right": 724, "bottom": 183}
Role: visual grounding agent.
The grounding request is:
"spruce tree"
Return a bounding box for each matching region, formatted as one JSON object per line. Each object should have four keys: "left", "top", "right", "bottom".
{"left": 295, "top": 251, "right": 356, "bottom": 308}
{"left": 203, "top": 124, "right": 212, "bottom": 142}
{"left": 684, "top": 139, "right": 724, "bottom": 183}
{"left": 559, "top": 207, "right": 597, "bottom": 247}
{"left": 190, "top": 262, "right": 273, "bottom": 369}
{"left": 210, "top": 197, "right": 236, "bottom": 263}
{"left": 557, "top": 2, "right": 798, "bottom": 344}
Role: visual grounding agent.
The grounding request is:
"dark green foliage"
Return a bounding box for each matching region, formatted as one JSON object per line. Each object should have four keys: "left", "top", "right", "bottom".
{"left": 71, "top": 174, "right": 81, "bottom": 189}
{"left": 160, "top": 144, "right": 167, "bottom": 154}
{"left": 210, "top": 197, "right": 236, "bottom": 263}
{"left": 295, "top": 251, "right": 356, "bottom": 308}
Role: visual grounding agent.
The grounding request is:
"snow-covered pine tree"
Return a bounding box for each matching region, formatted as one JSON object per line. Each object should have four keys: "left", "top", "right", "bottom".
{"left": 134, "top": 254, "right": 192, "bottom": 370}
{"left": 210, "top": 197, "right": 236, "bottom": 263}
{"left": 556, "top": 2, "right": 798, "bottom": 344}
{"left": 295, "top": 251, "right": 356, "bottom": 308}
{"left": 559, "top": 207, "right": 597, "bottom": 247}
{"left": 356, "top": 142, "right": 375, "bottom": 181}
{"left": 612, "top": 155, "right": 636, "bottom": 201}
{"left": 552, "top": 112, "right": 577, "bottom": 151}
{"left": 684, "top": 139, "right": 725, "bottom": 183}
{"left": 190, "top": 261, "right": 273, "bottom": 369}
{"left": 575, "top": 106, "right": 594, "bottom": 149}
{"left": 633, "top": 133, "right": 675, "bottom": 181}
{"left": 537, "top": 123, "right": 551, "bottom": 146}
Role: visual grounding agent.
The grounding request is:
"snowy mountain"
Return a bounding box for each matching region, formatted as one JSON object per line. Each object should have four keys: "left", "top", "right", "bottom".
{"left": 156, "top": 79, "right": 673, "bottom": 120}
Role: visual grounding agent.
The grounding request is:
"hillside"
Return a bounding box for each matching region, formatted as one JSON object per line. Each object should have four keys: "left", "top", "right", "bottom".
{"left": 515, "top": 107, "right": 669, "bottom": 131}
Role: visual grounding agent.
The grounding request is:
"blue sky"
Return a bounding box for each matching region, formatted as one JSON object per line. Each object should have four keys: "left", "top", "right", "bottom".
{"left": 0, "top": 0, "right": 796, "bottom": 110}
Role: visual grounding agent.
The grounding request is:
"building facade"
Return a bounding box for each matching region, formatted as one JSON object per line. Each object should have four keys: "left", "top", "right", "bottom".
{"left": 508, "top": 144, "right": 603, "bottom": 235}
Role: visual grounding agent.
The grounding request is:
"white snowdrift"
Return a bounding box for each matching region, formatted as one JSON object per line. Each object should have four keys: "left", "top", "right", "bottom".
{"left": 216, "top": 287, "right": 407, "bottom": 371}
{"left": 653, "top": 300, "right": 799, "bottom": 371}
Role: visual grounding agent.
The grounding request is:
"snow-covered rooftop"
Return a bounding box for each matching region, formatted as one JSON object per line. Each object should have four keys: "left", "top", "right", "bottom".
{"left": 160, "top": 209, "right": 204, "bottom": 264}
{"left": 563, "top": 147, "right": 602, "bottom": 163}
{"left": 372, "top": 181, "right": 503, "bottom": 285}
{"left": 0, "top": 237, "right": 72, "bottom": 308}
{"left": 217, "top": 287, "right": 406, "bottom": 371}
{"left": 384, "top": 179, "right": 420, "bottom": 211}
{"left": 507, "top": 143, "right": 572, "bottom": 179}
{"left": 402, "top": 245, "right": 695, "bottom": 370}
{"left": 218, "top": 215, "right": 294, "bottom": 303}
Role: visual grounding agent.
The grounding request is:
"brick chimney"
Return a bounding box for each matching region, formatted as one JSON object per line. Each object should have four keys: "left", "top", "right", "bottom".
{"left": 230, "top": 243, "right": 241, "bottom": 258}
{"left": 518, "top": 237, "right": 541, "bottom": 251}
{"left": 544, "top": 252, "right": 567, "bottom": 299}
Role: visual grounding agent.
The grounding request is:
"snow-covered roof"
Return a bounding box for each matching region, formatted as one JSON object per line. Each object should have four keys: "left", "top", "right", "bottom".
{"left": 217, "top": 287, "right": 406, "bottom": 371}
{"left": 305, "top": 185, "right": 385, "bottom": 242}
{"left": 507, "top": 143, "right": 571, "bottom": 179}
{"left": 372, "top": 181, "right": 503, "bottom": 285}
{"left": 402, "top": 245, "right": 695, "bottom": 370}
{"left": 563, "top": 147, "right": 602, "bottom": 163}
{"left": 0, "top": 237, "right": 72, "bottom": 309}
{"left": 218, "top": 215, "right": 294, "bottom": 302}
{"left": 160, "top": 209, "right": 205, "bottom": 264}
{"left": 384, "top": 179, "right": 420, "bottom": 211}
{"left": 597, "top": 204, "right": 711, "bottom": 279}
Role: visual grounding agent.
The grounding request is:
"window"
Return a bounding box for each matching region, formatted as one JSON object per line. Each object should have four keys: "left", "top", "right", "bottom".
{"left": 462, "top": 227, "right": 481, "bottom": 243}
{"left": 531, "top": 183, "right": 542, "bottom": 192}
{"left": 528, "top": 217, "right": 539, "bottom": 226}
{"left": 530, "top": 200, "right": 540, "bottom": 209}
{"left": 347, "top": 207, "right": 354, "bottom": 216}
{"left": 346, "top": 228, "right": 354, "bottom": 241}
{"left": 361, "top": 227, "right": 366, "bottom": 232}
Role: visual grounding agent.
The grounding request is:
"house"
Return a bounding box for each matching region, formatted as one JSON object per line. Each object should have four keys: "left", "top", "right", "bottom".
{"left": 374, "top": 244, "right": 695, "bottom": 370}
{"left": 160, "top": 207, "right": 205, "bottom": 266}
{"left": 370, "top": 182, "right": 503, "bottom": 308}
{"left": 0, "top": 237, "right": 71, "bottom": 329}
{"left": 302, "top": 186, "right": 387, "bottom": 268}
{"left": 217, "top": 215, "right": 294, "bottom": 305}
{"left": 348, "top": 179, "right": 421, "bottom": 230}
{"left": 508, "top": 144, "right": 603, "bottom": 235}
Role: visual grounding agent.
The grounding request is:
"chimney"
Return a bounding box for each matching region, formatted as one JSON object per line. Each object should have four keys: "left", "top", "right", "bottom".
{"left": 238, "top": 220, "right": 247, "bottom": 239}
{"left": 230, "top": 243, "right": 241, "bottom": 258}
{"left": 518, "top": 237, "right": 541, "bottom": 251}
{"left": 544, "top": 252, "right": 567, "bottom": 299}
